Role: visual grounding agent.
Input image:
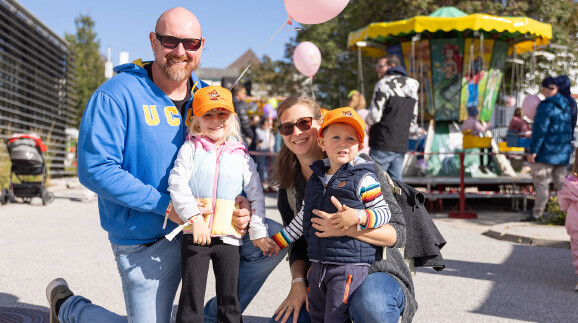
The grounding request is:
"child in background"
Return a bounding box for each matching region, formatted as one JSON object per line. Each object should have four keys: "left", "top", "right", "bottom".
{"left": 556, "top": 147, "right": 578, "bottom": 291}
{"left": 266, "top": 107, "right": 391, "bottom": 322}
{"left": 462, "top": 105, "right": 493, "bottom": 173}
{"left": 168, "top": 86, "right": 272, "bottom": 322}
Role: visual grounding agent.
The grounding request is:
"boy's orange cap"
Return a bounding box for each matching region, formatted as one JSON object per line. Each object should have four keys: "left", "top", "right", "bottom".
{"left": 192, "top": 85, "right": 235, "bottom": 117}
{"left": 318, "top": 107, "right": 365, "bottom": 142}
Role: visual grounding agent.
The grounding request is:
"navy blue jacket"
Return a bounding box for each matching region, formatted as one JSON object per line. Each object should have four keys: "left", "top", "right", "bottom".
{"left": 303, "top": 157, "right": 379, "bottom": 264}
{"left": 530, "top": 93, "right": 574, "bottom": 165}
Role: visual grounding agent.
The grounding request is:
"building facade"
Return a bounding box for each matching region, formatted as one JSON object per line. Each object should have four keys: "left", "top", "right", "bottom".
{"left": 0, "top": 0, "right": 76, "bottom": 176}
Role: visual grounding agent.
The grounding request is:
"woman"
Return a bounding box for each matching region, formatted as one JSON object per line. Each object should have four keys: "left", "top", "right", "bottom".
{"left": 508, "top": 108, "right": 532, "bottom": 138}
{"left": 269, "top": 95, "right": 416, "bottom": 323}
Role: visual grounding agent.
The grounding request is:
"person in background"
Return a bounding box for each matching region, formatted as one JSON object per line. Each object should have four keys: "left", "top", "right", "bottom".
{"left": 269, "top": 95, "right": 416, "bottom": 323}
{"left": 366, "top": 54, "right": 419, "bottom": 182}
{"left": 556, "top": 75, "right": 578, "bottom": 141}
{"left": 525, "top": 76, "right": 574, "bottom": 222}
{"left": 267, "top": 107, "right": 391, "bottom": 322}
{"left": 168, "top": 86, "right": 272, "bottom": 322}
{"left": 232, "top": 83, "right": 255, "bottom": 148}
{"left": 556, "top": 147, "right": 578, "bottom": 292}
{"left": 255, "top": 117, "right": 276, "bottom": 192}
{"left": 461, "top": 106, "right": 493, "bottom": 173}
{"left": 46, "top": 7, "right": 285, "bottom": 323}
{"left": 508, "top": 107, "right": 532, "bottom": 138}
{"left": 348, "top": 90, "right": 370, "bottom": 155}
{"left": 248, "top": 114, "right": 261, "bottom": 153}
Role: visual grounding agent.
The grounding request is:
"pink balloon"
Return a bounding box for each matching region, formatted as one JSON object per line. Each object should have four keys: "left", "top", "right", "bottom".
{"left": 521, "top": 95, "right": 541, "bottom": 120}
{"left": 285, "top": 0, "right": 349, "bottom": 24}
{"left": 293, "top": 41, "right": 322, "bottom": 78}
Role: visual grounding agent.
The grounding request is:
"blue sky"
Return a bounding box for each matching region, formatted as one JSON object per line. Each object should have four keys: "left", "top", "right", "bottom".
{"left": 17, "top": 0, "right": 296, "bottom": 69}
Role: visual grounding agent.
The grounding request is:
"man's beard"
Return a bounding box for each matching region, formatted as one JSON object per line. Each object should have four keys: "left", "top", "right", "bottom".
{"left": 160, "top": 54, "right": 195, "bottom": 82}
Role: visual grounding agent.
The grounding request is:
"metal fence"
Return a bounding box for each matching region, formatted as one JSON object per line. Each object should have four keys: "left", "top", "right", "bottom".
{"left": 0, "top": 0, "right": 76, "bottom": 177}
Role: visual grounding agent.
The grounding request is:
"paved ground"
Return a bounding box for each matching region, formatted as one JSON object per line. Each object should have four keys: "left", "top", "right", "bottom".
{"left": 0, "top": 179, "right": 576, "bottom": 322}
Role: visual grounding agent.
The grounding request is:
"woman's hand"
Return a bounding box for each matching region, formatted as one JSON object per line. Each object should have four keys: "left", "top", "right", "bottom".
{"left": 273, "top": 280, "right": 308, "bottom": 323}
{"left": 233, "top": 196, "right": 251, "bottom": 235}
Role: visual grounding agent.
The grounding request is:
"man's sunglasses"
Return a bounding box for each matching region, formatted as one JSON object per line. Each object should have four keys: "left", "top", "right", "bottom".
{"left": 277, "top": 117, "right": 316, "bottom": 136}
{"left": 155, "top": 34, "right": 202, "bottom": 51}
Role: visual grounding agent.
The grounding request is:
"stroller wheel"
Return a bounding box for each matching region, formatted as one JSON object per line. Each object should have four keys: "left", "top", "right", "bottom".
{"left": 41, "top": 189, "right": 54, "bottom": 205}
{"left": 0, "top": 188, "right": 8, "bottom": 205}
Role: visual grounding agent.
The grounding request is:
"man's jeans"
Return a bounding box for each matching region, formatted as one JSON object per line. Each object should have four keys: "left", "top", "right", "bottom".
{"left": 59, "top": 219, "right": 286, "bottom": 323}
{"left": 59, "top": 235, "right": 182, "bottom": 323}
{"left": 369, "top": 149, "right": 405, "bottom": 182}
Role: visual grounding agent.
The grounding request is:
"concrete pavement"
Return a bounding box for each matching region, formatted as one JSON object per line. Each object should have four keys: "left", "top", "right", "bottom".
{"left": 0, "top": 178, "right": 575, "bottom": 322}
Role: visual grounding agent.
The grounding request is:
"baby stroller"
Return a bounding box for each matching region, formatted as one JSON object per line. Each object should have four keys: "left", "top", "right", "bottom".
{"left": 0, "top": 133, "right": 54, "bottom": 205}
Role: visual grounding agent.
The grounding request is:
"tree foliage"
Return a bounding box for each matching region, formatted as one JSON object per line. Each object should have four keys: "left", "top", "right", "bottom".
{"left": 65, "top": 15, "right": 106, "bottom": 126}
{"left": 250, "top": 0, "right": 578, "bottom": 107}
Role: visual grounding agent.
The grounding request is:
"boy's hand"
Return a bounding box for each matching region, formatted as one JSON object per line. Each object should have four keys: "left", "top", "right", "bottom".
{"left": 253, "top": 237, "right": 277, "bottom": 256}
{"left": 191, "top": 219, "right": 211, "bottom": 245}
{"left": 328, "top": 196, "right": 358, "bottom": 230}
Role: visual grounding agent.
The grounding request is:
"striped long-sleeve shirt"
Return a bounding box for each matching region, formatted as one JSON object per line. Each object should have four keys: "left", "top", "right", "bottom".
{"left": 272, "top": 173, "right": 390, "bottom": 249}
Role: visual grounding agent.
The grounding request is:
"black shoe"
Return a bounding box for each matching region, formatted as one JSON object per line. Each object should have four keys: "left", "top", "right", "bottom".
{"left": 479, "top": 165, "right": 487, "bottom": 174}
{"left": 520, "top": 215, "right": 538, "bottom": 222}
{"left": 46, "top": 278, "right": 74, "bottom": 323}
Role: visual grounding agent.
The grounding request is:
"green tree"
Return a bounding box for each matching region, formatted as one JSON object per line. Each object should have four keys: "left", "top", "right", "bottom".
{"left": 251, "top": 0, "right": 577, "bottom": 107}
{"left": 65, "top": 15, "right": 106, "bottom": 126}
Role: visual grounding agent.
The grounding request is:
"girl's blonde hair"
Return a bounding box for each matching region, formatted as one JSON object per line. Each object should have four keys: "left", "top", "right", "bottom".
{"left": 189, "top": 109, "right": 243, "bottom": 146}
{"left": 270, "top": 95, "right": 322, "bottom": 189}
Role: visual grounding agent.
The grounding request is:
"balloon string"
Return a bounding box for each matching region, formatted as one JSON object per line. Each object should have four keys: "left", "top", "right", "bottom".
{"left": 230, "top": 18, "right": 290, "bottom": 90}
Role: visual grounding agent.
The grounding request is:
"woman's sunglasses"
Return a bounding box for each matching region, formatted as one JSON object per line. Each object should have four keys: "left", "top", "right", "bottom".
{"left": 155, "top": 34, "right": 202, "bottom": 51}
{"left": 277, "top": 117, "right": 316, "bottom": 136}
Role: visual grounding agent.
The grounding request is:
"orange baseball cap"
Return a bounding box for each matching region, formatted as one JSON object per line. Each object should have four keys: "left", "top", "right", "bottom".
{"left": 192, "top": 85, "right": 235, "bottom": 117}
{"left": 318, "top": 107, "right": 365, "bottom": 142}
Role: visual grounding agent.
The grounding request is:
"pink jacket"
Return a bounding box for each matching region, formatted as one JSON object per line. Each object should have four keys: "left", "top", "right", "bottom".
{"left": 461, "top": 116, "right": 489, "bottom": 136}
{"left": 557, "top": 175, "right": 578, "bottom": 215}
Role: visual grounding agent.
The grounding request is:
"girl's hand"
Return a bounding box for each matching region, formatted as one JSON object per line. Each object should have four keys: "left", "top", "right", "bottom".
{"left": 191, "top": 219, "right": 211, "bottom": 245}
{"left": 273, "top": 280, "right": 308, "bottom": 323}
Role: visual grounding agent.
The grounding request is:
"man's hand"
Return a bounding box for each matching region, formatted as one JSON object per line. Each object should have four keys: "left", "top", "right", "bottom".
{"left": 167, "top": 207, "right": 184, "bottom": 225}
{"left": 233, "top": 196, "right": 251, "bottom": 235}
{"left": 527, "top": 153, "right": 536, "bottom": 163}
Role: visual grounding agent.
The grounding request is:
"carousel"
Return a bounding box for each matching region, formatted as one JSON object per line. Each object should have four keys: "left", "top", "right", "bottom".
{"left": 348, "top": 6, "right": 552, "bottom": 178}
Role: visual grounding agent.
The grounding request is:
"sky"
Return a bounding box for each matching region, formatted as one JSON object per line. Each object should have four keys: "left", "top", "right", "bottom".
{"left": 16, "top": 0, "right": 297, "bottom": 69}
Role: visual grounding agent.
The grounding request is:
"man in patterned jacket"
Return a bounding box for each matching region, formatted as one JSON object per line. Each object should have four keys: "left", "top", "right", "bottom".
{"left": 366, "top": 54, "right": 419, "bottom": 182}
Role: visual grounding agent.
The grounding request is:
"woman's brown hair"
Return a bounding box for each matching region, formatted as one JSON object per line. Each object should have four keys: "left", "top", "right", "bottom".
{"left": 270, "top": 95, "right": 322, "bottom": 189}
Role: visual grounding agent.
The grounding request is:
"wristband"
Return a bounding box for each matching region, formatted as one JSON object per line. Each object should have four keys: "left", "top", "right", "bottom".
{"left": 291, "top": 277, "right": 306, "bottom": 285}
{"left": 357, "top": 209, "right": 363, "bottom": 231}
{"left": 163, "top": 201, "right": 173, "bottom": 229}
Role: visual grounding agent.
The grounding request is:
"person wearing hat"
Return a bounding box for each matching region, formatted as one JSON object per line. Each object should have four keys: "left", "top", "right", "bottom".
{"left": 266, "top": 107, "right": 392, "bottom": 322}
{"left": 525, "top": 76, "right": 575, "bottom": 222}
{"left": 168, "top": 85, "right": 273, "bottom": 322}
{"left": 461, "top": 106, "right": 493, "bottom": 173}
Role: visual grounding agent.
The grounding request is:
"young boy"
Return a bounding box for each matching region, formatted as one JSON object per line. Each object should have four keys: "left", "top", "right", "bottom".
{"left": 267, "top": 107, "right": 391, "bottom": 322}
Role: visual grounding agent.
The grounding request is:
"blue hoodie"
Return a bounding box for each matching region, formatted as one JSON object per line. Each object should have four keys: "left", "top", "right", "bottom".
{"left": 77, "top": 60, "right": 207, "bottom": 245}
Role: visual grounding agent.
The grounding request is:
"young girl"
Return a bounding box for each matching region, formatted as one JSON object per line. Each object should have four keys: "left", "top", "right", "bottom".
{"left": 168, "top": 85, "right": 272, "bottom": 322}
{"left": 557, "top": 147, "right": 578, "bottom": 291}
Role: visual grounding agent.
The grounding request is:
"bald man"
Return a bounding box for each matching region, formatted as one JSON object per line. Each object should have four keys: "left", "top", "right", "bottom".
{"left": 46, "top": 7, "right": 285, "bottom": 323}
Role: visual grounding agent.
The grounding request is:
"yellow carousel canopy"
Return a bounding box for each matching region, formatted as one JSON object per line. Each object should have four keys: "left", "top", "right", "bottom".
{"left": 348, "top": 7, "right": 552, "bottom": 57}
